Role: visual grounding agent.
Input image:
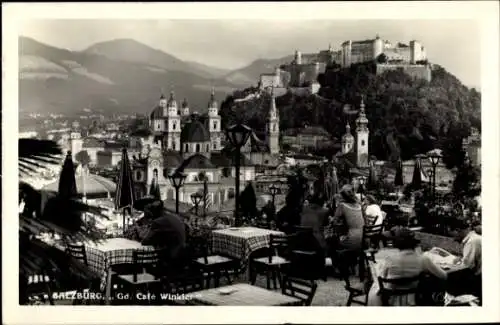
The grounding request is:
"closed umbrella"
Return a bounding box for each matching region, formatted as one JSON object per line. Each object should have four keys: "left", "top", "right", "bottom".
{"left": 367, "top": 160, "right": 378, "bottom": 190}
{"left": 149, "top": 177, "right": 161, "bottom": 201}
{"left": 114, "top": 148, "right": 136, "bottom": 232}
{"left": 410, "top": 156, "right": 425, "bottom": 190}
{"left": 324, "top": 164, "right": 339, "bottom": 209}
{"left": 394, "top": 159, "right": 404, "bottom": 187}
{"left": 58, "top": 151, "right": 78, "bottom": 200}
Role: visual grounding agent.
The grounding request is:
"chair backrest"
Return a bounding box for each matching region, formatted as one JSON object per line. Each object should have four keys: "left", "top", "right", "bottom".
{"left": 377, "top": 275, "right": 422, "bottom": 306}
{"left": 362, "top": 224, "right": 384, "bottom": 248}
{"left": 132, "top": 249, "right": 161, "bottom": 281}
{"left": 269, "top": 234, "right": 290, "bottom": 262}
{"left": 186, "top": 234, "right": 210, "bottom": 264}
{"left": 281, "top": 276, "right": 318, "bottom": 306}
{"left": 65, "top": 243, "right": 88, "bottom": 265}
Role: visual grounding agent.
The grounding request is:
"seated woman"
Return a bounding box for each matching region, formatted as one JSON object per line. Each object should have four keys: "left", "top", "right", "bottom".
{"left": 325, "top": 185, "right": 365, "bottom": 261}
{"left": 363, "top": 194, "right": 384, "bottom": 226}
{"left": 367, "top": 227, "right": 447, "bottom": 306}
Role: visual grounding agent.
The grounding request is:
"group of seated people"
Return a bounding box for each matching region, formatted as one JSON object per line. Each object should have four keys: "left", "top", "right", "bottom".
{"left": 273, "top": 184, "right": 482, "bottom": 305}
{"left": 121, "top": 186, "right": 482, "bottom": 306}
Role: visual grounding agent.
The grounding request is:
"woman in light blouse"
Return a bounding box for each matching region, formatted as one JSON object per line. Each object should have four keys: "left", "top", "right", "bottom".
{"left": 367, "top": 227, "right": 447, "bottom": 306}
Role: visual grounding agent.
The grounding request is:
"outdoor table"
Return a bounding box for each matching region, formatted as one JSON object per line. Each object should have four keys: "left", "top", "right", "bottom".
{"left": 211, "top": 227, "right": 285, "bottom": 261}
{"left": 83, "top": 238, "right": 155, "bottom": 304}
{"left": 189, "top": 283, "right": 301, "bottom": 306}
{"left": 368, "top": 247, "right": 469, "bottom": 305}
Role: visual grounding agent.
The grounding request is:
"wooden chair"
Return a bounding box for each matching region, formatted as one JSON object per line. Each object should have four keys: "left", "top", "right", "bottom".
{"left": 358, "top": 224, "right": 384, "bottom": 281}
{"left": 338, "top": 250, "right": 371, "bottom": 306}
{"left": 281, "top": 276, "right": 318, "bottom": 306}
{"left": 250, "top": 234, "right": 291, "bottom": 289}
{"left": 188, "top": 234, "right": 238, "bottom": 288}
{"left": 115, "top": 249, "right": 163, "bottom": 305}
{"left": 377, "top": 275, "right": 422, "bottom": 306}
{"left": 65, "top": 243, "right": 89, "bottom": 266}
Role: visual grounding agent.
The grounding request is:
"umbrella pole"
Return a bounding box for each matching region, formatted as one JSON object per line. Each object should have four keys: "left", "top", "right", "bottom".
{"left": 122, "top": 208, "right": 127, "bottom": 235}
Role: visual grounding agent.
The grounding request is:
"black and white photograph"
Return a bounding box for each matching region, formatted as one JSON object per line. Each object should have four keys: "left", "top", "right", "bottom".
{"left": 3, "top": 1, "right": 499, "bottom": 324}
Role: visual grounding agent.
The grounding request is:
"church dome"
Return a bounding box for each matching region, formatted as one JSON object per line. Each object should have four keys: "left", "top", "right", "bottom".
{"left": 181, "top": 119, "right": 210, "bottom": 143}
{"left": 150, "top": 106, "right": 163, "bottom": 119}
{"left": 342, "top": 123, "right": 354, "bottom": 142}
{"left": 167, "top": 91, "right": 177, "bottom": 107}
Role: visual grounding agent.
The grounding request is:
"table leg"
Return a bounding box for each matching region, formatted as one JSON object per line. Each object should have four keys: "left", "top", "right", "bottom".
{"left": 105, "top": 269, "right": 113, "bottom": 305}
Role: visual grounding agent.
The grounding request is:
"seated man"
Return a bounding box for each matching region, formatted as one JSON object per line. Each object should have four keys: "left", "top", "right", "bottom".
{"left": 141, "top": 201, "right": 187, "bottom": 262}
{"left": 451, "top": 219, "right": 482, "bottom": 302}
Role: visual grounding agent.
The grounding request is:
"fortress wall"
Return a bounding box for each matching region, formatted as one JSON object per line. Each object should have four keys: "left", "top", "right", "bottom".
{"left": 376, "top": 63, "right": 432, "bottom": 82}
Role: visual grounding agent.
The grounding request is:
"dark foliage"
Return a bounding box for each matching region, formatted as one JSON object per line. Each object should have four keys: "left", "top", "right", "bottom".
{"left": 220, "top": 62, "right": 480, "bottom": 169}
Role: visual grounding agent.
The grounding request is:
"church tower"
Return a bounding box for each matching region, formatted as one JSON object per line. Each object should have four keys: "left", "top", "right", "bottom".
{"left": 341, "top": 122, "right": 354, "bottom": 154}
{"left": 207, "top": 88, "right": 222, "bottom": 151}
{"left": 355, "top": 97, "right": 370, "bottom": 167}
{"left": 166, "top": 91, "right": 181, "bottom": 151}
{"left": 267, "top": 90, "right": 280, "bottom": 154}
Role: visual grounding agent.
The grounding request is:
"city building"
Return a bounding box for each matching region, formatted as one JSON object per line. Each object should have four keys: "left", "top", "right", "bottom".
{"left": 128, "top": 88, "right": 281, "bottom": 203}
{"left": 282, "top": 125, "right": 332, "bottom": 151}
{"left": 462, "top": 127, "right": 481, "bottom": 166}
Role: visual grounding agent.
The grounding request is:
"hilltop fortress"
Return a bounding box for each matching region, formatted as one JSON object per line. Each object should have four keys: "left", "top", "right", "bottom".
{"left": 259, "top": 35, "right": 432, "bottom": 95}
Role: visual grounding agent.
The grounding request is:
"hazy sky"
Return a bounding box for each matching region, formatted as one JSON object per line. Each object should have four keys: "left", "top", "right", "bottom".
{"left": 20, "top": 19, "right": 480, "bottom": 88}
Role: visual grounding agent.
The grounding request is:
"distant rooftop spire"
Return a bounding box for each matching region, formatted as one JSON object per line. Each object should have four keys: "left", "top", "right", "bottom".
{"left": 169, "top": 90, "right": 175, "bottom": 100}
{"left": 360, "top": 95, "right": 365, "bottom": 113}
{"left": 182, "top": 98, "right": 189, "bottom": 108}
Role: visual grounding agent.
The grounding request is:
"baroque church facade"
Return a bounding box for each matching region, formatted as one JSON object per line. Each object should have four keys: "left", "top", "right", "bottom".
{"left": 131, "top": 89, "right": 281, "bottom": 205}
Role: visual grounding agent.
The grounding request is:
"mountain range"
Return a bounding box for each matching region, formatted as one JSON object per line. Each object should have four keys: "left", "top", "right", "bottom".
{"left": 18, "top": 36, "right": 285, "bottom": 115}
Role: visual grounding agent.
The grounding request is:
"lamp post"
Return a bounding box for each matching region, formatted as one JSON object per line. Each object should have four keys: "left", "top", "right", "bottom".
{"left": 269, "top": 184, "right": 279, "bottom": 208}
{"left": 191, "top": 192, "right": 203, "bottom": 216}
{"left": 168, "top": 171, "right": 186, "bottom": 214}
{"left": 225, "top": 123, "right": 252, "bottom": 227}
{"left": 358, "top": 175, "right": 367, "bottom": 202}
{"left": 428, "top": 151, "right": 442, "bottom": 202}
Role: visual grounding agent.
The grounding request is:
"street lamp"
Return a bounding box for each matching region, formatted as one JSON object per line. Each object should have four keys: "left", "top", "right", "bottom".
{"left": 191, "top": 192, "right": 203, "bottom": 216}
{"left": 168, "top": 171, "right": 186, "bottom": 214}
{"left": 269, "top": 184, "right": 279, "bottom": 207}
{"left": 358, "top": 175, "right": 367, "bottom": 201}
{"left": 225, "top": 123, "right": 252, "bottom": 227}
{"left": 428, "top": 150, "right": 442, "bottom": 201}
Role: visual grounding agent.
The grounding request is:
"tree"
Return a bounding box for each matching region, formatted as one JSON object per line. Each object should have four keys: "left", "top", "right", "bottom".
{"left": 452, "top": 162, "right": 481, "bottom": 199}
{"left": 75, "top": 150, "right": 91, "bottom": 167}
{"left": 376, "top": 53, "right": 388, "bottom": 64}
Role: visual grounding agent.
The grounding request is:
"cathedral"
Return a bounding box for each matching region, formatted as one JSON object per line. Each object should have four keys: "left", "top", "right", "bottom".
{"left": 149, "top": 89, "right": 222, "bottom": 156}
{"left": 130, "top": 88, "right": 281, "bottom": 202}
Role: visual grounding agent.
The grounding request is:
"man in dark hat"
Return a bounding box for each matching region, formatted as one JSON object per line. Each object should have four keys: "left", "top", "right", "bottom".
{"left": 141, "top": 200, "right": 187, "bottom": 261}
